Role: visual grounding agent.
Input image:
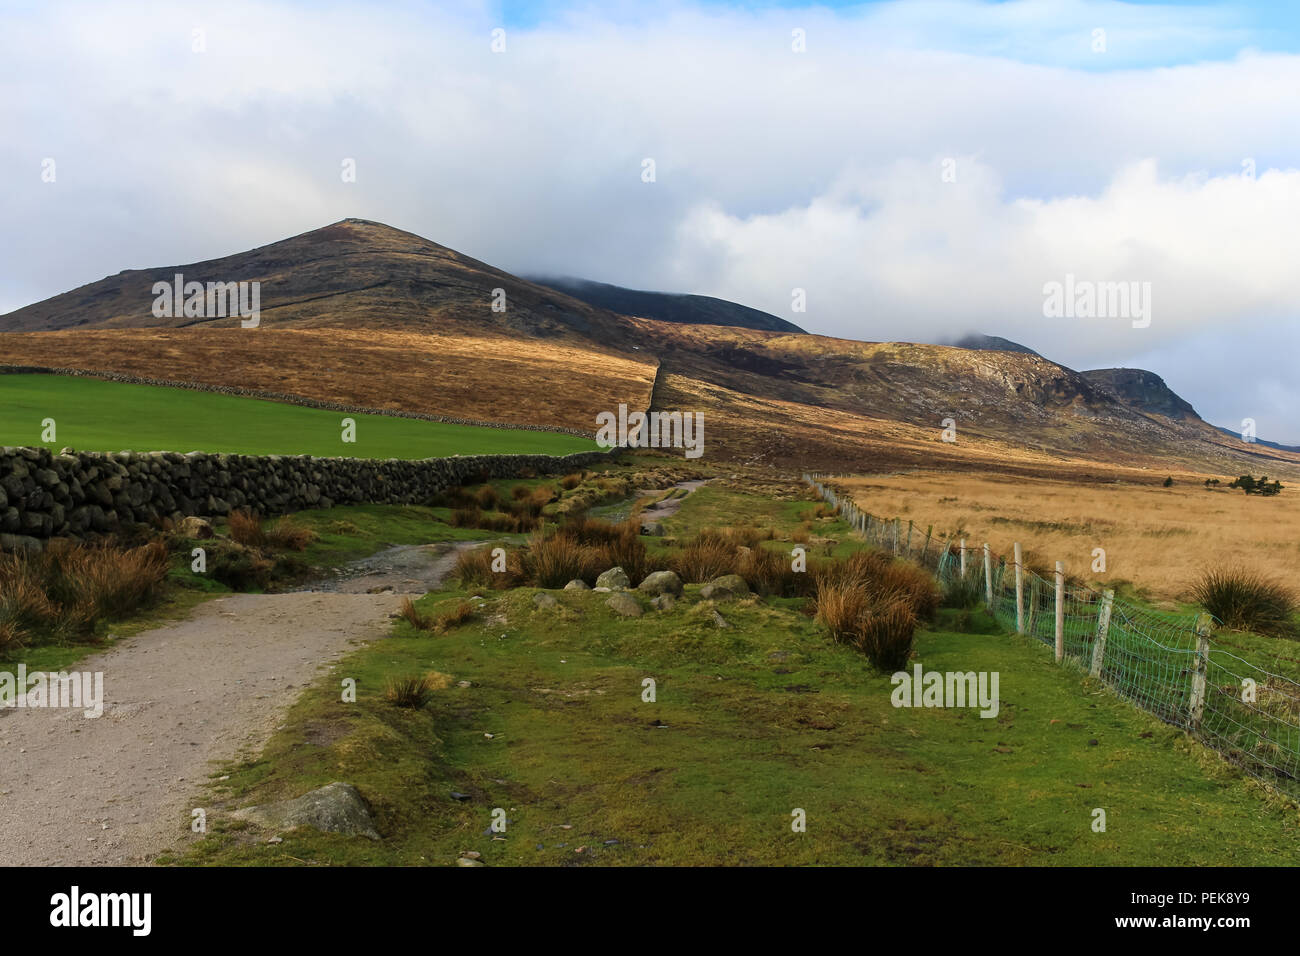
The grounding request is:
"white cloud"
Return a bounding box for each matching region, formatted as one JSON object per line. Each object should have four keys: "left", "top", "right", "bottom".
{"left": 1, "top": 0, "right": 1298, "bottom": 436}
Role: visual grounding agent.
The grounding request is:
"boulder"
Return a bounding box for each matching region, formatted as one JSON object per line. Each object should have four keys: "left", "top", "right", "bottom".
{"left": 564, "top": 579, "right": 591, "bottom": 591}
{"left": 606, "top": 592, "right": 643, "bottom": 618}
{"left": 595, "top": 566, "right": 631, "bottom": 591}
{"left": 234, "top": 782, "right": 380, "bottom": 840}
{"left": 699, "top": 574, "right": 751, "bottom": 601}
{"left": 641, "top": 521, "right": 664, "bottom": 536}
{"left": 178, "top": 516, "right": 215, "bottom": 539}
{"left": 532, "top": 592, "right": 559, "bottom": 610}
{"left": 638, "top": 570, "right": 683, "bottom": 597}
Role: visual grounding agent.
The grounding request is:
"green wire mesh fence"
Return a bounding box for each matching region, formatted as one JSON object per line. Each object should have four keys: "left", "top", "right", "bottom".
{"left": 804, "top": 474, "right": 1300, "bottom": 801}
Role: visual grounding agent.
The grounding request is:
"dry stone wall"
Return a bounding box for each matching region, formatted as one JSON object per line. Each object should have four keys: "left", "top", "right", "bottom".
{"left": 0, "top": 445, "right": 620, "bottom": 552}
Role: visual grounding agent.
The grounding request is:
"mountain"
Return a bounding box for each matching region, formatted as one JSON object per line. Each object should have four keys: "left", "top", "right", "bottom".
{"left": 529, "top": 276, "right": 805, "bottom": 334}
{"left": 4, "top": 219, "right": 1300, "bottom": 478}
{"left": 1080, "top": 368, "right": 1200, "bottom": 421}
{"left": 0, "top": 219, "right": 637, "bottom": 344}
{"left": 949, "top": 333, "right": 1042, "bottom": 358}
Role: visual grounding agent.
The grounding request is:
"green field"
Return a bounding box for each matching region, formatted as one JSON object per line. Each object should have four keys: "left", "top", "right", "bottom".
{"left": 0, "top": 374, "right": 595, "bottom": 458}
{"left": 175, "top": 482, "right": 1300, "bottom": 867}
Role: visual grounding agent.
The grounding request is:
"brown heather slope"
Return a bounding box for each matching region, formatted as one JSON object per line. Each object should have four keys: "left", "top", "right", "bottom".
{"left": 4, "top": 218, "right": 1297, "bottom": 479}
{"left": 0, "top": 327, "right": 657, "bottom": 434}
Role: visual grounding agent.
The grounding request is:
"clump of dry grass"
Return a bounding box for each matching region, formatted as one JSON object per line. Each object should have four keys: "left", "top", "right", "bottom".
{"left": 815, "top": 550, "right": 938, "bottom": 622}
{"left": 228, "top": 508, "right": 266, "bottom": 547}
{"left": 399, "top": 597, "right": 433, "bottom": 631}
{"left": 815, "top": 579, "right": 917, "bottom": 670}
{"left": 385, "top": 673, "right": 436, "bottom": 708}
{"left": 434, "top": 600, "right": 476, "bottom": 633}
{"left": 0, "top": 538, "right": 170, "bottom": 646}
{"left": 264, "top": 515, "right": 317, "bottom": 551}
{"left": 671, "top": 537, "right": 736, "bottom": 584}
{"left": 453, "top": 545, "right": 526, "bottom": 589}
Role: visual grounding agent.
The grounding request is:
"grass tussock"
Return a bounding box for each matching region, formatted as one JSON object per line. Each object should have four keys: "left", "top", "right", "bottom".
{"left": 384, "top": 673, "right": 437, "bottom": 709}
{"left": 228, "top": 509, "right": 266, "bottom": 547}
{"left": 264, "top": 515, "right": 317, "bottom": 551}
{"left": 815, "top": 580, "right": 917, "bottom": 671}
{"left": 399, "top": 597, "right": 433, "bottom": 631}
{"left": 0, "top": 539, "right": 170, "bottom": 647}
{"left": 811, "top": 550, "right": 937, "bottom": 670}
{"left": 434, "top": 600, "right": 476, "bottom": 633}
{"left": 1193, "top": 567, "right": 1297, "bottom": 638}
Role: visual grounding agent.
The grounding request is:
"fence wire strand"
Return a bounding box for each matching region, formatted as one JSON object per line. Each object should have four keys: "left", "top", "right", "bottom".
{"left": 804, "top": 474, "right": 1300, "bottom": 802}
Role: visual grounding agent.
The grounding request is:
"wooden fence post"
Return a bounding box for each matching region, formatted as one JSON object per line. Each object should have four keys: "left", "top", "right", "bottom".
{"left": 983, "top": 543, "right": 993, "bottom": 607}
{"left": 905, "top": 520, "right": 914, "bottom": 558}
{"left": 1090, "top": 589, "right": 1115, "bottom": 678}
{"left": 1189, "top": 613, "right": 1215, "bottom": 730}
{"left": 1054, "top": 561, "right": 1065, "bottom": 663}
{"left": 1013, "top": 542, "right": 1024, "bottom": 634}
{"left": 1027, "top": 576, "right": 1039, "bottom": 633}
{"left": 959, "top": 539, "right": 967, "bottom": 578}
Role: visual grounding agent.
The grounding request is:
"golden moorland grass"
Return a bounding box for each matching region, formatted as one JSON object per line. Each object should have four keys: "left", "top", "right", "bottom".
{"left": 836, "top": 470, "right": 1300, "bottom": 604}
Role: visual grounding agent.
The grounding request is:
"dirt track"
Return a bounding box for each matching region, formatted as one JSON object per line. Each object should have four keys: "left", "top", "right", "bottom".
{"left": 0, "top": 591, "right": 405, "bottom": 865}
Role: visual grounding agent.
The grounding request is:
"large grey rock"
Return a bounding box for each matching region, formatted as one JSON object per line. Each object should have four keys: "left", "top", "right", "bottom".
{"left": 699, "top": 574, "right": 751, "bottom": 601}
{"left": 606, "top": 592, "right": 643, "bottom": 618}
{"left": 596, "top": 566, "right": 631, "bottom": 591}
{"left": 638, "top": 570, "right": 683, "bottom": 597}
{"left": 235, "top": 782, "right": 380, "bottom": 840}
{"left": 533, "top": 592, "right": 559, "bottom": 609}
{"left": 564, "top": 579, "right": 590, "bottom": 591}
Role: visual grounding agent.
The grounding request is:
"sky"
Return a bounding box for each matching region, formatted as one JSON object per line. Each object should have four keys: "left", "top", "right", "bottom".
{"left": 2, "top": 0, "right": 1298, "bottom": 440}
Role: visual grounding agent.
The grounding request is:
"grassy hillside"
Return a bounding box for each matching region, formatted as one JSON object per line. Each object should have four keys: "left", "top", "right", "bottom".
{"left": 174, "top": 481, "right": 1300, "bottom": 867}
{"left": 0, "top": 374, "right": 596, "bottom": 458}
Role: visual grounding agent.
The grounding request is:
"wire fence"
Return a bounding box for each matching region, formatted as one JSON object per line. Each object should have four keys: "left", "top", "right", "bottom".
{"left": 804, "top": 473, "right": 1300, "bottom": 803}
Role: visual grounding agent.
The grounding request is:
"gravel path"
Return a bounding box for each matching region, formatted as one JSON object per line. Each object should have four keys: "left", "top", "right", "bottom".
{"left": 0, "top": 541, "right": 482, "bottom": 866}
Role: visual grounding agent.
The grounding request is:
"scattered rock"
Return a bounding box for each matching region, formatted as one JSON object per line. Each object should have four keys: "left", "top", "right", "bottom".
{"left": 457, "top": 857, "right": 485, "bottom": 867}
{"left": 532, "top": 592, "right": 559, "bottom": 610}
{"left": 235, "top": 782, "right": 380, "bottom": 840}
{"left": 700, "top": 574, "right": 750, "bottom": 601}
{"left": 638, "top": 570, "right": 683, "bottom": 597}
{"left": 650, "top": 594, "right": 676, "bottom": 612}
{"left": 461, "top": 850, "right": 481, "bottom": 860}
{"left": 711, "top": 609, "right": 730, "bottom": 629}
{"left": 606, "top": 592, "right": 643, "bottom": 618}
{"left": 178, "top": 516, "right": 214, "bottom": 539}
{"left": 564, "top": 579, "right": 590, "bottom": 591}
{"left": 641, "top": 521, "right": 664, "bottom": 536}
{"left": 596, "top": 567, "right": 632, "bottom": 590}
{"left": 450, "top": 791, "right": 471, "bottom": 801}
